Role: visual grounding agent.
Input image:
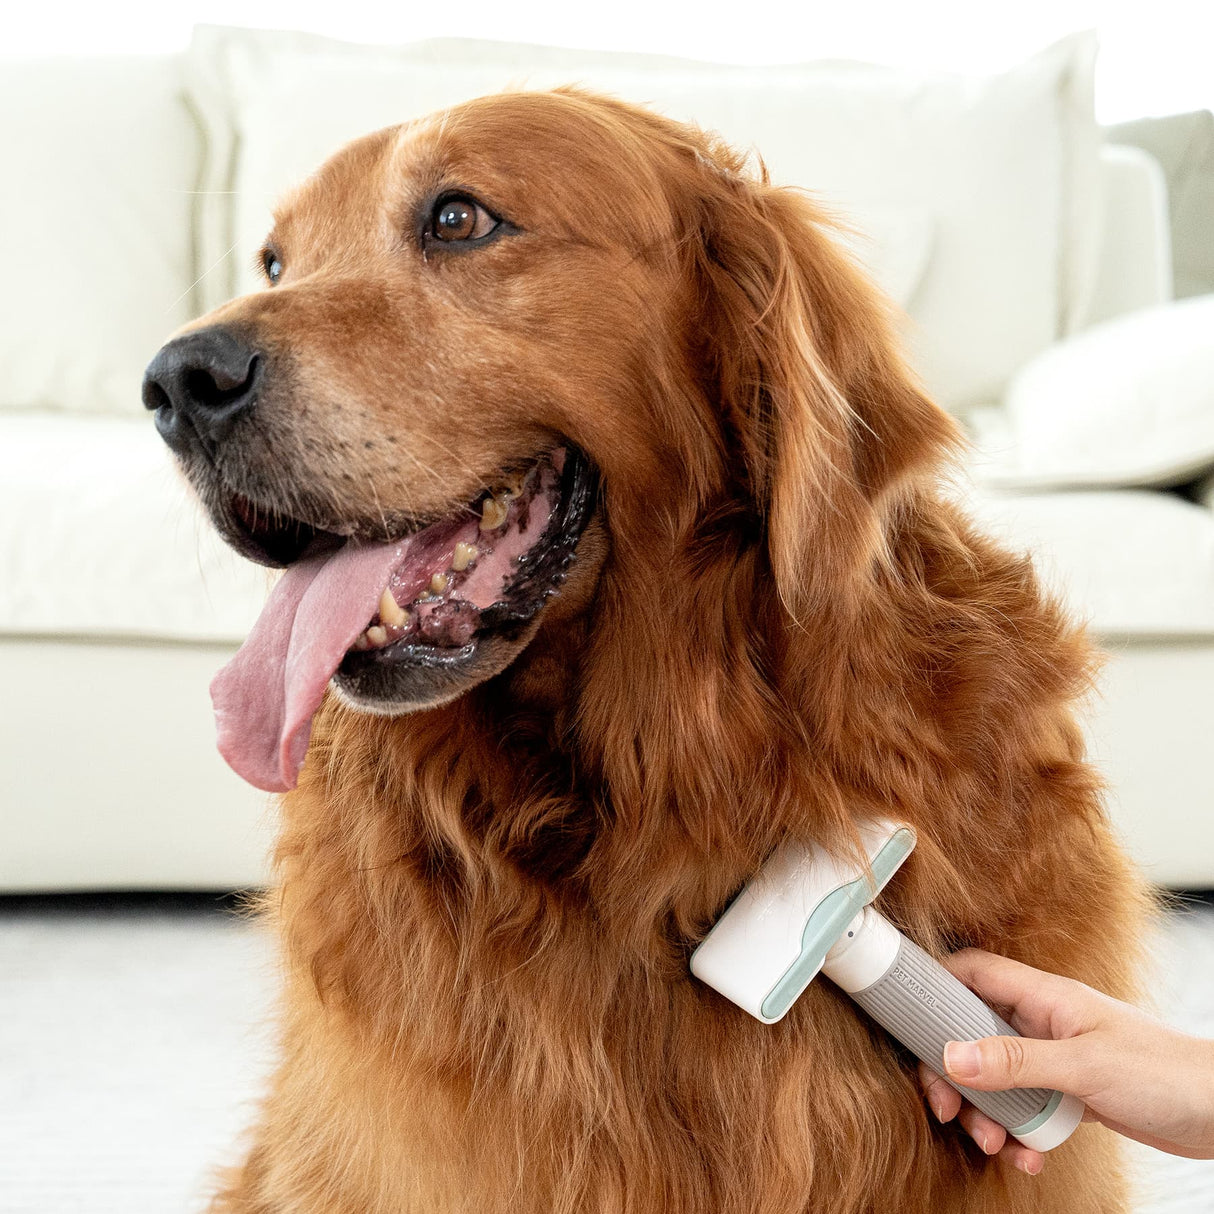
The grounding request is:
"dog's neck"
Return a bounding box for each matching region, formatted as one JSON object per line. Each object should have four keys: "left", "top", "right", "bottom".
{"left": 276, "top": 484, "right": 1068, "bottom": 1066}
{"left": 294, "top": 510, "right": 874, "bottom": 965}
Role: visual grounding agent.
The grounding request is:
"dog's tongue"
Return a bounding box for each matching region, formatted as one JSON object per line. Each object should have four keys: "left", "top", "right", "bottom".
{"left": 210, "top": 539, "right": 407, "bottom": 793}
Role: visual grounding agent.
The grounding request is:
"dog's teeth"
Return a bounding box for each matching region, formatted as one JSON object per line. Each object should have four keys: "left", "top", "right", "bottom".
{"left": 351, "top": 633, "right": 371, "bottom": 651}
{"left": 479, "top": 494, "right": 509, "bottom": 531}
{"left": 366, "top": 625, "right": 388, "bottom": 647}
{"left": 378, "top": 588, "right": 407, "bottom": 628}
{"left": 452, "top": 542, "right": 478, "bottom": 572}
{"left": 430, "top": 571, "right": 451, "bottom": 595}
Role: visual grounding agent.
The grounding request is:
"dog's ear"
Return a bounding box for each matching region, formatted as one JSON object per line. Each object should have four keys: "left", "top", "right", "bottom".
{"left": 689, "top": 167, "right": 959, "bottom": 623}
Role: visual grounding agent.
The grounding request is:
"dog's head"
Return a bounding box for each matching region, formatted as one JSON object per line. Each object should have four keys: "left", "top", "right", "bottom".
{"left": 144, "top": 89, "right": 953, "bottom": 791}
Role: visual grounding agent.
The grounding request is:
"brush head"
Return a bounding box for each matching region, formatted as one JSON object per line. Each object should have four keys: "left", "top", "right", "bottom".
{"left": 691, "top": 820, "right": 916, "bottom": 1022}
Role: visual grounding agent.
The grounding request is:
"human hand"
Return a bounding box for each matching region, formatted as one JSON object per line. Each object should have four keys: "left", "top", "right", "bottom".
{"left": 917, "top": 948, "right": 1214, "bottom": 1174}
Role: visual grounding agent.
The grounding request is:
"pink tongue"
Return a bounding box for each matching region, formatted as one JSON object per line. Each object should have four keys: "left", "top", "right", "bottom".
{"left": 210, "top": 539, "right": 411, "bottom": 793}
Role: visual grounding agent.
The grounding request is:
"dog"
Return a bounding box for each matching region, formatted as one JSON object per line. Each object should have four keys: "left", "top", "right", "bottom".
{"left": 144, "top": 88, "right": 1149, "bottom": 1213}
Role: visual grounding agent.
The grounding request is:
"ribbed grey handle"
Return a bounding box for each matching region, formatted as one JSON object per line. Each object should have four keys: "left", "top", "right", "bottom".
{"left": 849, "top": 934, "right": 1056, "bottom": 1133}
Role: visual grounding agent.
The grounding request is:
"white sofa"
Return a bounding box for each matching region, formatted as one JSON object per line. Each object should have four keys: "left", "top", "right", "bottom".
{"left": 2, "top": 32, "right": 1212, "bottom": 890}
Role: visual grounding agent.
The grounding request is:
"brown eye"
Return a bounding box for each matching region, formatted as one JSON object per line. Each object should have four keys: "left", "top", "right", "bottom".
{"left": 431, "top": 195, "right": 499, "bottom": 243}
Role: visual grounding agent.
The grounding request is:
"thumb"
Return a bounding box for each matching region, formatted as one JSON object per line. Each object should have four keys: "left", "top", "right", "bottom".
{"left": 943, "top": 1034, "right": 1085, "bottom": 1094}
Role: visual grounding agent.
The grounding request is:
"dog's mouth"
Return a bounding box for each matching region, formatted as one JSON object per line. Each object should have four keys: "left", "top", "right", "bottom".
{"left": 209, "top": 446, "right": 597, "bottom": 793}
{"left": 341, "top": 450, "right": 587, "bottom": 656}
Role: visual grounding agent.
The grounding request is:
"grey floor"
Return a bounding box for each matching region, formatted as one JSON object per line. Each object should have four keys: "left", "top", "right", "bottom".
{"left": 2, "top": 896, "right": 1213, "bottom": 1213}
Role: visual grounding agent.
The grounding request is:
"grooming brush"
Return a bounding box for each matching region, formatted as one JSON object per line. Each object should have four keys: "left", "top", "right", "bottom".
{"left": 690, "top": 820, "right": 1084, "bottom": 1151}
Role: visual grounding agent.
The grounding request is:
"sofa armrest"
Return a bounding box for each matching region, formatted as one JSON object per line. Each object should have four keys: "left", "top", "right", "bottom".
{"left": 1077, "top": 145, "right": 1172, "bottom": 330}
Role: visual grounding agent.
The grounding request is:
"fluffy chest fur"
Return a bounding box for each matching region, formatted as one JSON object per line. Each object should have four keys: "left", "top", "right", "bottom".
{"left": 228, "top": 545, "right": 1145, "bottom": 1214}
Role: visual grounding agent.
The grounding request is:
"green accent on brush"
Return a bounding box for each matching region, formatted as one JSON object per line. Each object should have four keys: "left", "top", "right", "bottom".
{"left": 759, "top": 828, "right": 915, "bottom": 1021}
{"left": 1008, "top": 1088, "right": 1065, "bottom": 1137}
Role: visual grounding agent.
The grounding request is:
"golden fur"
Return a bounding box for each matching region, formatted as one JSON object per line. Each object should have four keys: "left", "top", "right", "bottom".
{"left": 193, "top": 90, "right": 1148, "bottom": 1212}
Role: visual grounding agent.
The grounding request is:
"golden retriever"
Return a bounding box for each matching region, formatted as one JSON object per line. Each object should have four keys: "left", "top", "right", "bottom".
{"left": 143, "top": 88, "right": 1149, "bottom": 1213}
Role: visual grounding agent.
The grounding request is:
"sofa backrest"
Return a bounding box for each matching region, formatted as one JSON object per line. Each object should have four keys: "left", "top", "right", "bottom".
{"left": 183, "top": 29, "right": 1102, "bottom": 414}
{"left": 6, "top": 35, "right": 1165, "bottom": 423}
{"left": 0, "top": 55, "right": 199, "bottom": 421}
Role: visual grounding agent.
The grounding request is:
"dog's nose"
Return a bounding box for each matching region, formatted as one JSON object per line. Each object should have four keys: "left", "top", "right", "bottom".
{"left": 143, "top": 327, "right": 263, "bottom": 452}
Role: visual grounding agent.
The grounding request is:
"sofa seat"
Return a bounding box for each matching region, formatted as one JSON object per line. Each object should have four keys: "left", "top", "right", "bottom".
{"left": 0, "top": 413, "right": 265, "bottom": 644}
{"left": 4, "top": 413, "right": 1213, "bottom": 652}
{"left": 967, "top": 485, "right": 1214, "bottom": 637}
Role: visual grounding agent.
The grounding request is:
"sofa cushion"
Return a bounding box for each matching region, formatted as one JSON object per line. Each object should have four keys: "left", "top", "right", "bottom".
{"left": 967, "top": 485, "right": 1214, "bottom": 636}
{"left": 184, "top": 28, "right": 1100, "bottom": 413}
{"left": 0, "top": 57, "right": 200, "bottom": 420}
{"left": 0, "top": 415, "right": 266, "bottom": 644}
{"left": 976, "top": 295, "right": 1214, "bottom": 490}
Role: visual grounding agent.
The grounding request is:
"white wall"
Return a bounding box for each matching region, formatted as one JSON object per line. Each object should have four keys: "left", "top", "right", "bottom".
{"left": 4, "top": 0, "right": 1213, "bottom": 123}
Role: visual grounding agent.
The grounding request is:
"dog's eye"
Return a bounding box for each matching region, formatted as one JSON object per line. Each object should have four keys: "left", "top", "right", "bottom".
{"left": 430, "top": 195, "right": 499, "bottom": 243}
{"left": 262, "top": 249, "right": 283, "bottom": 286}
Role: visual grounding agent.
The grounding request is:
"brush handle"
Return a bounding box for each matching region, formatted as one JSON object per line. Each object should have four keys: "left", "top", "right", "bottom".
{"left": 823, "top": 908, "right": 1084, "bottom": 1152}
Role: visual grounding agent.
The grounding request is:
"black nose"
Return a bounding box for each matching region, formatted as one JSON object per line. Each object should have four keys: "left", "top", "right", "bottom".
{"left": 143, "top": 327, "right": 263, "bottom": 453}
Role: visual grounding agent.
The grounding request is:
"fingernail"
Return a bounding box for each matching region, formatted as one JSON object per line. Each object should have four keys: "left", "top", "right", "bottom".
{"left": 944, "top": 1041, "right": 980, "bottom": 1081}
{"left": 1016, "top": 1158, "right": 1043, "bottom": 1176}
{"left": 929, "top": 1098, "right": 946, "bottom": 1123}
